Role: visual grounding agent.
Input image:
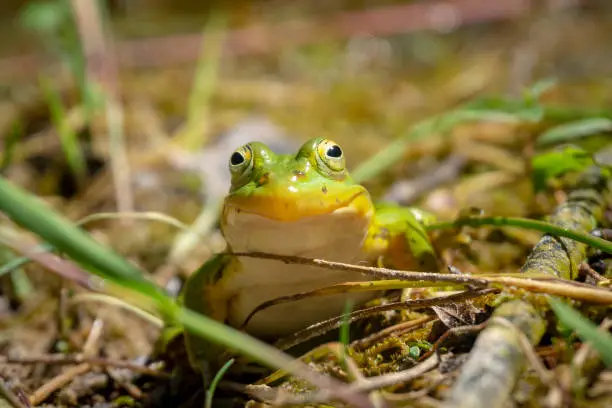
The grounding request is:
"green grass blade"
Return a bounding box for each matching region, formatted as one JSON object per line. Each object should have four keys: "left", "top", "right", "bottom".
{"left": 548, "top": 297, "right": 612, "bottom": 367}
{"left": 39, "top": 76, "right": 87, "bottom": 184}
{"left": 351, "top": 107, "right": 531, "bottom": 183}
{"left": 0, "top": 176, "right": 163, "bottom": 302}
{"left": 205, "top": 358, "right": 234, "bottom": 408}
{"left": 0, "top": 119, "right": 23, "bottom": 173}
{"left": 537, "top": 118, "right": 612, "bottom": 146}
{"left": 426, "top": 216, "right": 612, "bottom": 255}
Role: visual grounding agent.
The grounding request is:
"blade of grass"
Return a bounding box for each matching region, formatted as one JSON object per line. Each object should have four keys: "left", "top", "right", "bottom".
{"left": 0, "top": 119, "right": 23, "bottom": 173}
{"left": 351, "top": 108, "right": 532, "bottom": 183}
{"left": 182, "top": 10, "right": 226, "bottom": 150}
{"left": 205, "top": 358, "right": 234, "bottom": 408}
{"left": 39, "top": 75, "right": 87, "bottom": 186}
{"left": 0, "top": 176, "right": 164, "bottom": 301}
{"left": 338, "top": 300, "right": 354, "bottom": 371}
{"left": 536, "top": 118, "right": 612, "bottom": 146}
{"left": 426, "top": 216, "right": 612, "bottom": 255}
{"left": 548, "top": 297, "right": 612, "bottom": 367}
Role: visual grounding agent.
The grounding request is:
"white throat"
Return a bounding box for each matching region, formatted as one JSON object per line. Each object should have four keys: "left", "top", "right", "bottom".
{"left": 219, "top": 206, "right": 376, "bottom": 338}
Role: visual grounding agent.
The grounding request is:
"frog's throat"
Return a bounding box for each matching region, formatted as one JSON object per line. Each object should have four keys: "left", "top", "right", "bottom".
{"left": 222, "top": 189, "right": 373, "bottom": 222}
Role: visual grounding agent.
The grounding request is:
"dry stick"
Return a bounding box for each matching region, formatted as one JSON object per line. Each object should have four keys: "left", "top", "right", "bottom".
{"left": 234, "top": 253, "right": 612, "bottom": 313}
{"left": 420, "top": 321, "right": 488, "bottom": 362}
{"left": 0, "top": 379, "right": 30, "bottom": 408}
{"left": 273, "top": 355, "right": 440, "bottom": 406}
{"left": 29, "top": 364, "right": 92, "bottom": 406}
{"left": 444, "top": 165, "right": 611, "bottom": 408}
{"left": 580, "top": 262, "right": 607, "bottom": 283}
{"left": 274, "top": 289, "right": 497, "bottom": 351}
{"left": 2, "top": 355, "right": 169, "bottom": 379}
{"left": 29, "top": 303, "right": 105, "bottom": 405}
{"left": 232, "top": 252, "right": 488, "bottom": 287}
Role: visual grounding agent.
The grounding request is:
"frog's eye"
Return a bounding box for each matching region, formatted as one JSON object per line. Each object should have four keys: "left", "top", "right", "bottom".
{"left": 316, "top": 139, "right": 346, "bottom": 173}
{"left": 229, "top": 144, "right": 254, "bottom": 178}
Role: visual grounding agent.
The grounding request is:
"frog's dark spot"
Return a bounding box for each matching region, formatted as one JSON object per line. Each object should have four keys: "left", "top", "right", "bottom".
{"left": 293, "top": 169, "right": 305, "bottom": 178}
{"left": 335, "top": 198, "right": 341, "bottom": 204}
{"left": 322, "top": 185, "right": 328, "bottom": 194}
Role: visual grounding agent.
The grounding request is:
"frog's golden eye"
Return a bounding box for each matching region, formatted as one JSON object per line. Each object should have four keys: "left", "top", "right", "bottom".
{"left": 229, "top": 144, "right": 254, "bottom": 178}
{"left": 316, "top": 139, "right": 346, "bottom": 173}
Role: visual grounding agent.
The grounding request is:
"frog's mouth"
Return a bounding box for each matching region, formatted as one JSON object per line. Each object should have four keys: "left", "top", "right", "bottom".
{"left": 223, "top": 187, "right": 373, "bottom": 223}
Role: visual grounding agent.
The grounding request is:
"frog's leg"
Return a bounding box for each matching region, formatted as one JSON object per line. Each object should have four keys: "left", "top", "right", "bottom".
{"left": 364, "top": 204, "right": 439, "bottom": 272}
{"left": 180, "top": 253, "right": 232, "bottom": 385}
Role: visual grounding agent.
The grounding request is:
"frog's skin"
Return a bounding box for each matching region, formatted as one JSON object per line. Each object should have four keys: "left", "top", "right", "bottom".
{"left": 181, "top": 137, "right": 437, "bottom": 380}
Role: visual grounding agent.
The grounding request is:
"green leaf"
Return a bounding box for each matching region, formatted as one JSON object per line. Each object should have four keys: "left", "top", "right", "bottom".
{"left": 20, "top": 0, "right": 70, "bottom": 33}
{"left": 206, "top": 359, "right": 234, "bottom": 408}
{"left": 523, "top": 78, "right": 557, "bottom": 102}
{"left": 408, "top": 346, "right": 421, "bottom": 359}
{"left": 548, "top": 297, "right": 612, "bottom": 367}
{"left": 537, "top": 118, "right": 612, "bottom": 146}
{"left": 531, "top": 145, "right": 594, "bottom": 192}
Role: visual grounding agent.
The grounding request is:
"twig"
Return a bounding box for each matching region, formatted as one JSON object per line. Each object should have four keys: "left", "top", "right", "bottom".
{"left": 580, "top": 262, "right": 606, "bottom": 283}
{"left": 353, "top": 354, "right": 439, "bottom": 392}
{"left": 274, "top": 289, "right": 497, "bottom": 350}
{"left": 273, "top": 355, "right": 439, "bottom": 406}
{"left": 420, "top": 321, "right": 488, "bottom": 361}
{"left": 82, "top": 318, "right": 104, "bottom": 357}
{"left": 0, "top": 379, "right": 30, "bottom": 408}
{"left": 29, "top": 363, "right": 91, "bottom": 406}
{"left": 105, "top": 368, "right": 144, "bottom": 399}
{"left": 29, "top": 307, "right": 105, "bottom": 405}
{"left": 2, "top": 355, "right": 169, "bottom": 378}
{"left": 232, "top": 251, "right": 489, "bottom": 286}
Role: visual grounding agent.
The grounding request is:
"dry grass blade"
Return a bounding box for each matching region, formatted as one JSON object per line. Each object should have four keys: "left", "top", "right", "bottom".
{"left": 232, "top": 252, "right": 489, "bottom": 285}
{"left": 273, "top": 288, "right": 497, "bottom": 350}
{"left": 0, "top": 379, "right": 30, "bottom": 408}
{"left": 2, "top": 355, "right": 169, "bottom": 378}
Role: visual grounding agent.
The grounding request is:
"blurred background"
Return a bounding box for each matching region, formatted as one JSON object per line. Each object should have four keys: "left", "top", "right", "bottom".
{"left": 1, "top": 1, "right": 612, "bottom": 405}
{"left": 2, "top": 0, "right": 612, "bottom": 297}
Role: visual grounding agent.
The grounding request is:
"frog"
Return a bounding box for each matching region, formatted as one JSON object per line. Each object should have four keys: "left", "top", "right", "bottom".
{"left": 180, "top": 136, "right": 438, "bottom": 387}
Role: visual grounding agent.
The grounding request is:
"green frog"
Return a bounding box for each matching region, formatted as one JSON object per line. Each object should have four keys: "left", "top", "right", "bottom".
{"left": 180, "top": 137, "right": 438, "bottom": 385}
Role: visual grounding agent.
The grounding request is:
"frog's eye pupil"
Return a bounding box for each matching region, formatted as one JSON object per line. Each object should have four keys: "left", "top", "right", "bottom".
{"left": 326, "top": 145, "right": 342, "bottom": 159}
{"left": 230, "top": 151, "right": 245, "bottom": 166}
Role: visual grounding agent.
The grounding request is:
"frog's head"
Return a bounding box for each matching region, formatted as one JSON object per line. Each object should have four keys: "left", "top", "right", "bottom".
{"left": 221, "top": 137, "right": 374, "bottom": 257}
